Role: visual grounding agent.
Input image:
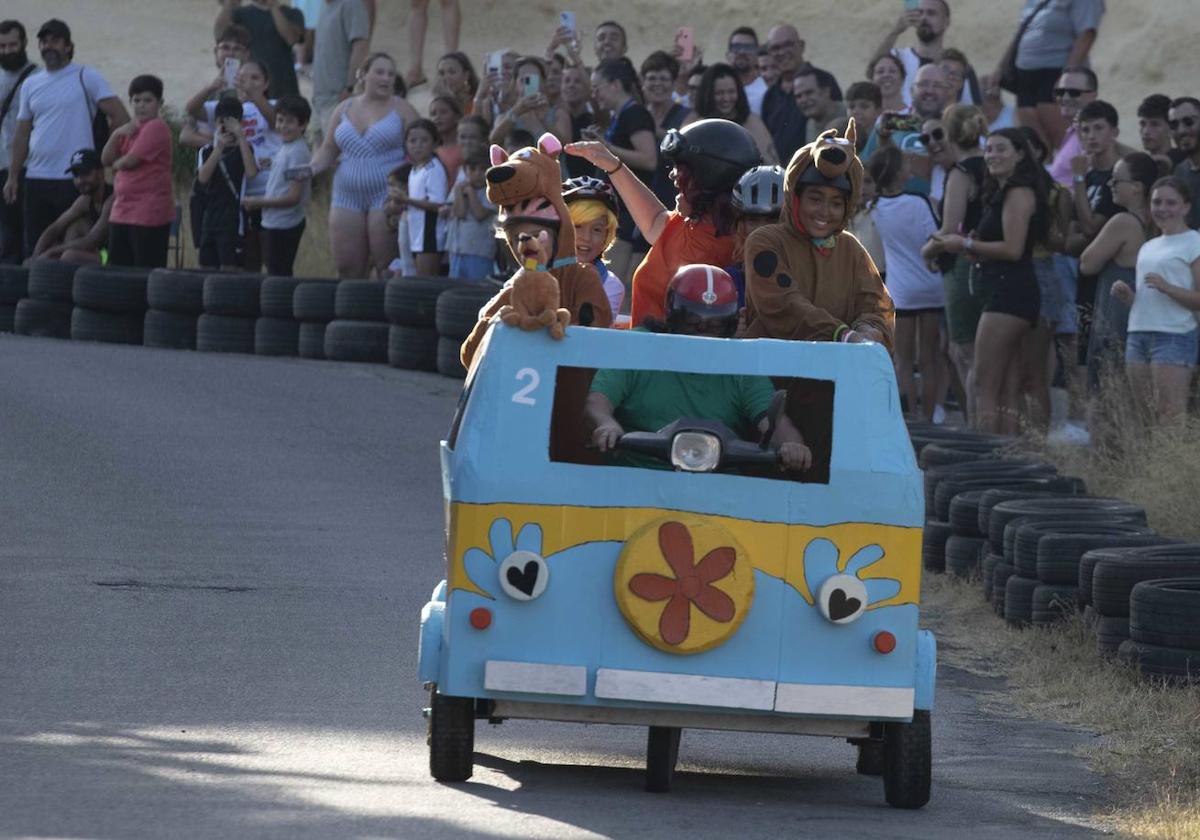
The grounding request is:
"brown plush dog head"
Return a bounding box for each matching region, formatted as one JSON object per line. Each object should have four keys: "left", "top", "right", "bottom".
{"left": 487, "top": 133, "right": 576, "bottom": 266}
{"left": 782, "top": 118, "right": 863, "bottom": 235}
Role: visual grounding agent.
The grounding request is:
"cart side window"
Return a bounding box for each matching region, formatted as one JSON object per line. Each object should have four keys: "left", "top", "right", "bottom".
{"left": 550, "top": 366, "right": 833, "bottom": 484}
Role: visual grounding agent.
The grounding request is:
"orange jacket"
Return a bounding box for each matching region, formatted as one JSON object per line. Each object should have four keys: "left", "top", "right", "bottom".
{"left": 629, "top": 212, "right": 736, "bottom": 327}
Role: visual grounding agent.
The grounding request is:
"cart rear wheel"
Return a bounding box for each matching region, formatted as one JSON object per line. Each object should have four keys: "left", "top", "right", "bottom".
{"left": 855, "top": 739, "right": 885, "bottom": 776}
{"left": 883, "top": 709, "right": 931, "bottom": 808}
{"left": 645, "top": 726, "right": 681, "bottom": 793}
{"left": 428, "top": 690, "right": 474, "bottom": 782}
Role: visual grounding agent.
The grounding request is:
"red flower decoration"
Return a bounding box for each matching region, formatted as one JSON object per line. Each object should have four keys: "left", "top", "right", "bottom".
{"left": 628, "top": 521, "right": 736, "bottom": 646}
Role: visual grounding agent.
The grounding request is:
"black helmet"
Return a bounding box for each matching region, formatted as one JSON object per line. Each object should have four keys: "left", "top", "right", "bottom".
{"left": 660, "top": 118, "right": 763, "bottom": 193}
{"left": 562, "top": 175, "right": 619, "bottom": 216}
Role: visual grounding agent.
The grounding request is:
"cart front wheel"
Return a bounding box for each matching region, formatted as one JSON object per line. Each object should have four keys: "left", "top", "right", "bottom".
{"left": 883, "top": 709, "right": 931, "bottom": 808}
{"left": 645, "top": 726, "right": 681, "bottom": 793}
{"left": 428, "top": 689, "right": 475, "bottom": 782}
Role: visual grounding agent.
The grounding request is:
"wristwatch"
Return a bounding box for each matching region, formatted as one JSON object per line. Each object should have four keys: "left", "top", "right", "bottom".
{"left": 1073, "top": 174, "right": 1086, "bottom": 185}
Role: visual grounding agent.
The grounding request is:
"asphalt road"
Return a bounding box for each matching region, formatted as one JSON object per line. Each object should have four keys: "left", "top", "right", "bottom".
{"left": 0, "top": 335, "right": 1110, "bottom": 839}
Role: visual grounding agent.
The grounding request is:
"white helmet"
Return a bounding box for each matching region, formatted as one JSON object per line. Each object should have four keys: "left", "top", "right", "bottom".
{"left": 731, "top": 165, "right": 785, "bottom": 215}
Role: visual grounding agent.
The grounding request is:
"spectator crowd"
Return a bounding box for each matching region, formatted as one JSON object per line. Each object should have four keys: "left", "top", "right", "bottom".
{"left": 2, "top": 0, "right": 1199, "bottom": 436}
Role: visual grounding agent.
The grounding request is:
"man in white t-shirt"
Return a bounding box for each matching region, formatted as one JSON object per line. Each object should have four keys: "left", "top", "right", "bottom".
{"left": 2, "top": 19, "right": 127, "bottom": 257}
{"left": 870, "top": 0, "right": 980, "bottom": 108}
{"left": 726, "top": 27, "right": 766, "bottom": 117}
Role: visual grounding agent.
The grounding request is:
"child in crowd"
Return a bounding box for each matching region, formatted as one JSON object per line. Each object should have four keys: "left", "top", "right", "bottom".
{"left": 456, "top": 114, "right": 489, "bottom": 161}
{"left": 446, "top": 149, "right": 497, "bottom": 280}
{"left": 727, "top": 165, "right": 785, "bottom": 307}
{"left": 196, "top": 96, "right": 258, "bottom": 270}
{"left": 386, "top": 164, "right": 415, "bottom": 276}
{"left": 563, "top": 176, "right": 626, "bottom": 320}
{"left": 851, "top": 167, "right": 886, "bottom": 278}
{"left": 242, "top": 95, "right": 312, "bottom": 277}
{"left": 402, "top": 119, "right": 450, "bottom": 275}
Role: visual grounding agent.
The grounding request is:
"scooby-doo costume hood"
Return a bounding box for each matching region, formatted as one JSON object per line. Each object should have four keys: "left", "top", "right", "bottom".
{"left": 743, "top": 120, "right": 894, "bottom": 351}
{"left": 460, "top": 133, "right": 612, "bottom": 366}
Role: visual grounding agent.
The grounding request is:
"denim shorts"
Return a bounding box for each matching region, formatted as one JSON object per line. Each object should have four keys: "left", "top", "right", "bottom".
{"left": 1033, "top": 257, "right": 1064, "bottom": 325}
{"left": 1125, "top": 329, "right": 1200, "bottom": 367}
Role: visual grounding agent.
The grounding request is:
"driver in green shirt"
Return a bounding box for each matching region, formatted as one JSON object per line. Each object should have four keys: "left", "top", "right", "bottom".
{"left": 585, "top": 265, "right": 812, "bottom": 472}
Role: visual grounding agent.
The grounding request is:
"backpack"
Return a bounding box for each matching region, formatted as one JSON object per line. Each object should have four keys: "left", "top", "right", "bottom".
{"left": 77, "top": 67, "right": 110, "bottom": 153}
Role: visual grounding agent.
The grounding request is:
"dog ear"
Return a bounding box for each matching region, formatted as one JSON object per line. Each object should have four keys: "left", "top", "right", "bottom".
{"left": 845, "top": 118, "right": 857, "bottom": 150}
{"left": 490, "top": 144, "right": 509, "bottom": 166}
{"left": 537, "top": 132, "right": 563, "bottom": 159}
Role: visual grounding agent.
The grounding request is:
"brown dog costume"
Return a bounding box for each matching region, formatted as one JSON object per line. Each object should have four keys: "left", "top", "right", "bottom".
{"left": 742, "top": 120, "right": 895, "bottom": 352}
{"left": 459, "top": 133, "right": 613, "bottom": 367}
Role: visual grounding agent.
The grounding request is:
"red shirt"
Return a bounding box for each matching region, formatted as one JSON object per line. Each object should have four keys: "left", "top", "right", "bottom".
{"left": 110, "top": 118, "right": 175, "bottom": 227}
{"left": 629, "top": 212, "right": 736, "bottom": 327}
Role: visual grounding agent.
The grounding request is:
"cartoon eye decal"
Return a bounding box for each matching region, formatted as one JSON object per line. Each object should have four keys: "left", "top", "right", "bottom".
{"left": 498, "top": 550, "right": 549, "bottom": 601}
{"left": 817, "top": 574, "right": 868, "bottom": 624}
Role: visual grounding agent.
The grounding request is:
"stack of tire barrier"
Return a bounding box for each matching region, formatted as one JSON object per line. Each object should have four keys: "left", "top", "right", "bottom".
{"left": 293, "top": 280, "right": 338, "bottom": 359}
{"left": 326, "top": 280, "right": 389, "bottom": 363}
{"left": 145, "top": 269, "right": 207, "bottom": 349}
{"left": 434, "top": 284, "right": 497, "bottom": 378}
{"left": 1121, "top": 577, "right": 1200, "bottom": 682}
{"left": 198, "top": 273, "right": 264, "bottom": 353}
{"left": 385, "top": 276, "right": 450, "bottom": 371}
{"left": 15, "top": 260, "right": 79, "bottom": 338}
{"left": 256, "top": 277, "right": 304, "bottom": 356}
{"left": 1090, "top": 545, "right": 1200, "bottom": 662}
{"left": 0, "top": 264, "right": 27, "bottom": 331}
{"left": 71, "top": 266, "right": 149, "bottom": 344}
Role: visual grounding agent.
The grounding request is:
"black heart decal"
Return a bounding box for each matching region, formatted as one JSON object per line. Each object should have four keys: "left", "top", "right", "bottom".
{"left": 506, "top": 560, "right": 539, "bottom": 596}
{"left": 828, "top": 588, "right": 862, "bottom": 621}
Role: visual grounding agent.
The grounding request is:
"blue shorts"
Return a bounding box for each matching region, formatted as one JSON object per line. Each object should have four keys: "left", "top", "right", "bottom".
{"left": 1125, "top": 329, "right": 1199, "bottom": 367}
{"left": 1052, "top": 254, "right": 1078, "bottom": 334}
{"left": 449, "top": 253, "right": 493, "bottom": 281}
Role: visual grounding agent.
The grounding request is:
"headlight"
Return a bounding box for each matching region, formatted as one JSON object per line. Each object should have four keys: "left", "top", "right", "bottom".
{"left": 671, "top": 432, "right": 721, "bottom": 472}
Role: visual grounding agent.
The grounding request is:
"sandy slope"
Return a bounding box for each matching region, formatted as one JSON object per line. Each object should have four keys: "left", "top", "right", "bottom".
{"left": 4, "top": 0, "right": 1191, "bottom": 132}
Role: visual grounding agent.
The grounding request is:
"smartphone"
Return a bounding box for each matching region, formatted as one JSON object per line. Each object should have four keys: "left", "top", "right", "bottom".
{"left": 521, "top": 73, "right": 541, "bottom": 98}
{"left": 486, "top": 51, "right": 504, "bottom": 78}
{"left": 559, "top": 11, "right": 576, "bottom": 37}
{"left": 675, "top": 26, "right": 695, "bottom": 63}
{"left": 885, "top": 113, "right": 923, "bottom": 133}
{"left": 904, "top": 0, "right": 921, "bottom": 9}
{"left": 284, "top": 165, "right": 313, "bottom": 181}
{"left": 223, "top": 57, "right": 241, "bottom": 88}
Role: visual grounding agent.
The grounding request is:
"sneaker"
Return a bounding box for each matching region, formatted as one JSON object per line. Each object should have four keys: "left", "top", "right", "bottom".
{"left": 932, "top": 404, "right": 946, "bottom": 425}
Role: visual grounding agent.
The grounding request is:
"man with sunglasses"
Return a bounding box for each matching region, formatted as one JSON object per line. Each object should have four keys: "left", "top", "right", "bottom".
{"left": 761, "top": 24, "right": 841, "bottom": 163}
{"left": 726, "top": 27, "right": 766, "bottom": 117}
{"left": 1046, "top": 65, "right": 1097, "bottom": 188}
{"left": 1169, "top": 97, "right": 1200, "bottom": 230}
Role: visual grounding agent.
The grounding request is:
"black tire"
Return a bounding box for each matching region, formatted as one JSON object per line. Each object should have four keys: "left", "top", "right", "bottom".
{"left": 945, "top": 535, "right": 985, "bottom": 579}
{"left": 388, "top": 325, "right": 438, "bottom": 371}
{"left": 196, "top": 314, "right": 256, "bottom": 353}
{"left": 1117, "top": 639, "right": 1200, "bottom": 684}
{"left": 1096, "top": 615, "right": 1130, "bottom": 657}
{"left": 144, "top": 309, "right": 197, "bottom": 350}
{"left": 259, "top": 276, "right": 305, "bottom": 318}
{"left": 0, "top": 303, "right": 14, "bottom": 333}
{"left": 1008, "top": 520, "right": 1154, "bottom": 577}
{"left": 437, "top": 336, "right": 467, "bottom": 378}
{"left": 14, "top": 298, "right": 72, "bottom": 338}
{"left": 947, "top": 490, "right": 986, "bottom": 537}
{"left": 981, "top": 553, "right": 1003, "bottom": 602}
{"left": 335, "top": 279, "right": 387, "bottom": 321}
{"left": 70, "top": 307, "right": 143, "bottom": 344}
{"left": 255, "top": 317, "right": 299, "bottom": 356}
{"left": 645, "top": 726, "right": 681, "bottom": 793}
{"left": 988, "top": 498, "right": 1146, "bottom": 557}
{"left": 883, "top": 709, "right": 931, "bottom": 809}
{"left": 924, "top": 461, "right": 1055, "bottom": 515}
{"left": 203, "top": 273, "right": 263, "bottom": 317}
{"left": 298, "top": 321, "right": 327, "bottom": 359}
{"left": 1129, "top": 578, "right": 1200, "bottom": 649}
{"left": 1004, "top": 574, "right": 1039, "bottom": 627}
{"left": 976, "top": 485, "right": 1088, "bottom": 538}
{"left": 324, "top": 319, "right": 389, "bottom": 363}
{"left": 992, "top": 562, "right": 1016, "bottom": 617}
{"left": 917, "top": 441, "right": 1003, "bottom": 469}
{"left": 72, "top": 266, "right": 149, "bottom": 314}
{"left": 293, "top": 280, "right": 339, "bottom": 322}
{"left": 386, "top": 276, "right": 451, "bottom": 326}
{"left": 1031, "top": 584, "right": 1078, "bottom": 626}
{"left": 1092, "top": 545, "right": 1200, "bottom": 618}
{"left": 935, "top": 475, "right": 1085, "bottom": 523}
{"left": 1079, "top": 541, "right": 1177, "bottom": 607}
{"left": 1036, "top": 530, "right": 1162, "bottom": 586}
{"left": 0, "top": 264, "right": 28, "bottom": 304}
{"left": 436, "top": 284, "right": 497, "bottom": 340}
{"left": 147, "top": 268, "right": 207, "bottom": 314}
{"left": 27, "top": 259, "right": 81, "bottom": 303}
{"left": 428, "top": 690, "right": 474, "bottom": 782}
{"left": 921, "top": 520, "right": 953, "bottom": 573}
{"left": 855, "top": 739, "right": 885, "bottom": 776}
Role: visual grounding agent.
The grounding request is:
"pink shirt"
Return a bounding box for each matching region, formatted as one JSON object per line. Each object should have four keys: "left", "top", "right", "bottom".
{"left": 1048, "top": 124, "right": 1081, "bottom": 188}
{"left": 110, "top": 118, "right": 175, "bottom": 227}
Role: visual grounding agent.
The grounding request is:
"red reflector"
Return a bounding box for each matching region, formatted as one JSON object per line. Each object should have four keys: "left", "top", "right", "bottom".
{"left": 873, "top": 631, "right": 896, "bottom": 654}
{"left": 469, "top": 607, "right": 492, "bottom": 630}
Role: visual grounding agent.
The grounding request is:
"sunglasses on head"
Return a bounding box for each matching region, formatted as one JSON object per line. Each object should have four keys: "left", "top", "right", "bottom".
{"left": 728, "top": 42, "right": 758, "bottom": 53}
{"left": 1053, "top": 87, "right": 1089, "bottom": 99}
{"left": 919, "top": 127, "right": 945, "bottom": 146}
{"left": 1169, "top": 116, "right": 1198, "bottom": 131}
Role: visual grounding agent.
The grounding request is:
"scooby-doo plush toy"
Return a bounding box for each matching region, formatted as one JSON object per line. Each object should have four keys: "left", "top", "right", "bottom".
{"left": 459, "top": 133, "right": 612, "bottom": 366}
{"left": 741, "top": 119, "right": 895, "bottom": 351}
{"left": 500, "top": 229, "right": 571, "bottom": 339}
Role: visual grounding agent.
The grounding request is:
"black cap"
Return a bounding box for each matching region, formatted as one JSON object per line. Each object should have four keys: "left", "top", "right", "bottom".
{"left": 66, "top": 148, "right": 102, "bottom": 174}
{"left": 37, "top": 19, "right": 72, "bottom": 43}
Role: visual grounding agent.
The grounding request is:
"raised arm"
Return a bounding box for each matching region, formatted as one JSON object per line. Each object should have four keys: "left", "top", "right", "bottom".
{"left": 564, "top": 140, "right": 671, "bottom": 244}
